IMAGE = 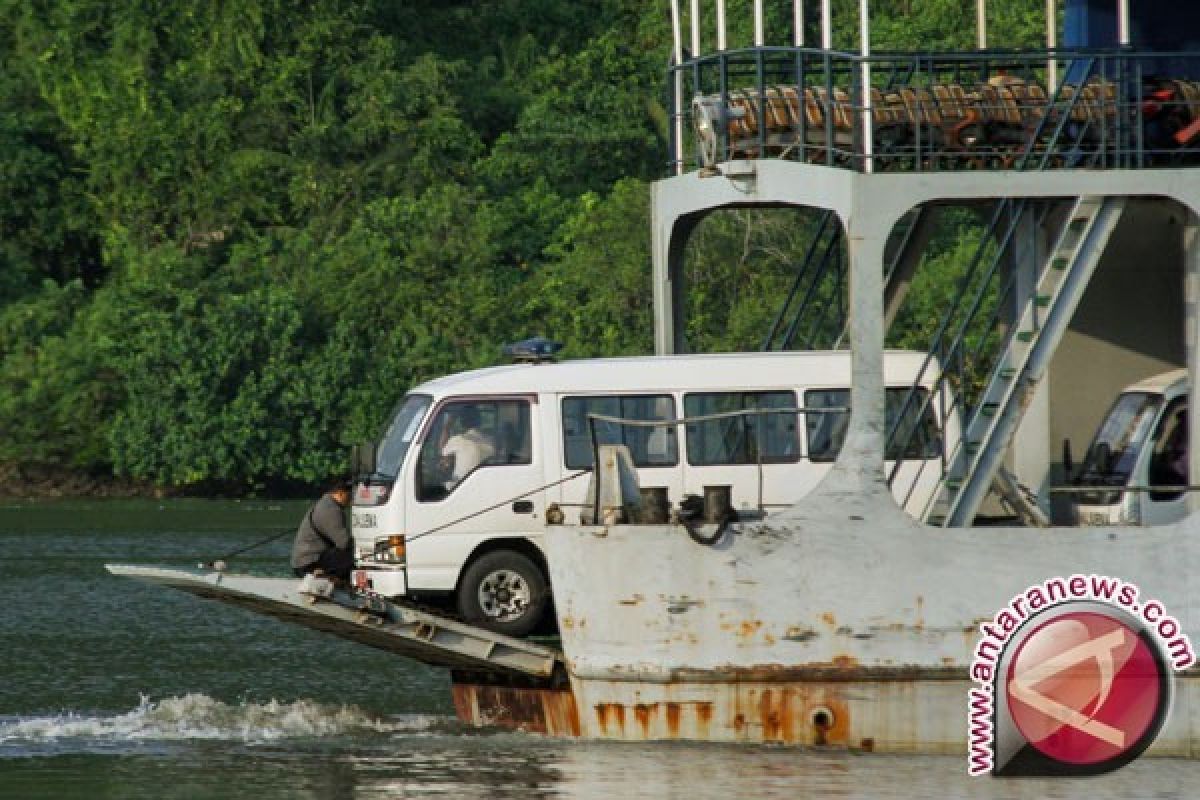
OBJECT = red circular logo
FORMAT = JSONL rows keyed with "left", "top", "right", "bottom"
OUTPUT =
{"left": 1005, "top": 611, "right": 1165, "bottom": 766}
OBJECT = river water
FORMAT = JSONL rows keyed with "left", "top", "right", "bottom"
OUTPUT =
{"left": 1, "top": 498, "right": 1197, "bottom": 799}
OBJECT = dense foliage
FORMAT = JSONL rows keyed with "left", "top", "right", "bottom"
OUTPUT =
{"left": 0, "top": 0, "right": 1047, "bottom": 492}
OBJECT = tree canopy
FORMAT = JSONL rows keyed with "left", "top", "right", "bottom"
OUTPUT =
{"left": 0, "top": 0, "right": 1049, "bottom": 493}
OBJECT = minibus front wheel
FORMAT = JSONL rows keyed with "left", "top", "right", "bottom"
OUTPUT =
{"left": 457, "top": 549, "right": 547, "bottom": 637}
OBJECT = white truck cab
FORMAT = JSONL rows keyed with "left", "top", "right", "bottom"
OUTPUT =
{"left": 1069, "top": 368, "right": 1190, "bottom": 526}
{"left": 349, "top": 350, "right": 958, "bottom": 636}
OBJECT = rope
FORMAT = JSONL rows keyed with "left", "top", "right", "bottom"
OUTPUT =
{"left": 357, "top": 470, "right": 592, "bottom": 563}
{"left": 198, "top": 527, "right": 294, "bottom": 569}
{"left": 198, "top": 471, "right": 591, "bottom": 570}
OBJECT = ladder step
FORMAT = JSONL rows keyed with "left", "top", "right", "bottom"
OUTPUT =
{"left": 1016, "top": 330, "right": 1035, "bottom": 343}
{"left": 1069, "top": 216, "right": 1090, "bottom": 231}
{"left": 965, "top": 441, "right": 981, "bottom": 455}
{"left": 1034, "top": 294, "right": 1051, "bottom": 308}
{"left": 944, "top": 478, "right": 962, "bottom": 491}
{"left": 998, "top": 367, "right": 1016, "bottom": 380}
{"left": 980, "top": 402, "right": 999, "bottom": 417}
{"left": 1051, "top": 256, "right": 1069, "bottom": 270}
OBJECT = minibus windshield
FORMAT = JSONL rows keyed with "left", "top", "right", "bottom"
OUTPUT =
{"left": 1078, "top": 391, "right": 1162, "bottom": 487}
{"left": 376, "top": 394, "right": 431, "bottom": 478}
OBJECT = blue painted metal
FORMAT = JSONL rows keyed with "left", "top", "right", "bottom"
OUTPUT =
{"left": 1065, "top": 0, "right": 1200, "bottom": 77}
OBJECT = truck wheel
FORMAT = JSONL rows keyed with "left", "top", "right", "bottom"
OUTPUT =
{"left": 457, "top": 550, "right": 547, "bottom": 637}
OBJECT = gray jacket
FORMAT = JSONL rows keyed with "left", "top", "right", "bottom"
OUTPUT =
{"left": 290, "top": 493, "right": 352, "bottom": 569}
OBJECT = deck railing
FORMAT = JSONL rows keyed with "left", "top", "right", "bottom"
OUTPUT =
{"left": 672, "top": 47, "right": 1200, "bottom": 174}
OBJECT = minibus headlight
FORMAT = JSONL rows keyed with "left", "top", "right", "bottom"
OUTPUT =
{"left": 373, "top": 534, "right": 406, "bottom": 564}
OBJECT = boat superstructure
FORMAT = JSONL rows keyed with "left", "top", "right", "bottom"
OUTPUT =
{"left": 537, "top": 0, "right": 1200, "bottom": 752}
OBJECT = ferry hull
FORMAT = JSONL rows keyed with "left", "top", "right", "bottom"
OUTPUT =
{"left": 542, "top": 476, "right": 1200, "bottom": 754}
{"left": 453, "top": 671, "right": 1197, "bottom": 754}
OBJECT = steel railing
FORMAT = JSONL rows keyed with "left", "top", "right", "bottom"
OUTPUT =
{"left": 673, "top": 46, "right": 1200, "bottom": 175}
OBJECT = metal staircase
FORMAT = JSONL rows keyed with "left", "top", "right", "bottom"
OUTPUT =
{"left": 768, "top": 192, "right": 1126, "bottom": 527}
{"left": 928, "top": 195, "right": 1128, "bottom": 526}
{"left": 762, "top": 210, "right": 845, "bottom": 351}
{"left": 764, "top": 206, "right": 932, "bottom": 351}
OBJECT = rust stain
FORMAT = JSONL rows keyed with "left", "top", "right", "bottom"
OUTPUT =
{"left": 633, "top": 703, "right": 655, "bottom": 736}
{"left": 739, "top": 620, "right": 763, "bottom": 638}
{"left": 557, "top": 688, "right": 582, "bottom": 736}
{"left": 665, "top": 702, "right": 682, "bottom": 736}
{"left": 619, "top": 593, "right": 645, "bottom": 606}
{"left": 859, "top": 737, "right": 876, "bottom": 752}
{"left": 595, "top": 702, "right": 627, "bottom": 734}
{"left": 668, "top": 662, "right": 964, "bottom": 683}
{"left": 696, "top": 702, "right": 714, "bottom": 727}
{"left": 780, "top": 689, "right": 797, "bottom": 743}
{"left": 450, "top": 684, "right": 475, "bottom": 723}
{"left": 821, "top": 697, "right": 851, "bottom": 745}
{"left": 820, "top": 612, "right": 837, "bottom": 626}
{"left": 453, "top": 683, "right": 580, "bottom": 737}
{"left": 760, "top": 689, "right": 782, "bottom": 741}
{"left": 733, "top": 712, "right": 746, "bottom": 732}
{"left": 561, "top": 616, "right": 575, "bottom": 630}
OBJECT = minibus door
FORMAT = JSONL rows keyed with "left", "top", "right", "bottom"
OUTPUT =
{"left": 1141, "top": 395, "right": 1189, "bottom": 526}
{"left": 404, "top": 396, "right": 546, "bottom": 588}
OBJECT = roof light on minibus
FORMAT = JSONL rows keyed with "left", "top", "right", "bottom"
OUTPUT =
{"left": 502, "top": 336, "right": 562, "bottom": 364}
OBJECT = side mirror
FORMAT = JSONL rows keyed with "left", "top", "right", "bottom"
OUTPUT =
{"left": 1095, "top": 441, "right": 1113, "bottom": 474}
{"left": 1062, "top": 438, "right": 1074, "bottom": 479}
{"left": 351, "top": 442, "right": 377, "bottom": 478}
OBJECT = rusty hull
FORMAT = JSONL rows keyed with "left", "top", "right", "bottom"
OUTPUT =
{"left": 451, "top": 680, "right": 581, "bottom": 737}
{"left": 540, "top": 479, "right": 1200, "bottom": 754}
{"left": 450, "top": 667, "right": 1199, "bottom": 754}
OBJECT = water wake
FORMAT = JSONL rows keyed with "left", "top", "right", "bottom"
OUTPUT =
{"left": 0, "top": 693, "right": 444, "bottom": 746}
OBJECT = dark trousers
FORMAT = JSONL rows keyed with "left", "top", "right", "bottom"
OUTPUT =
{"left": 294, "top": 547, "right": 355, "bottom": 580}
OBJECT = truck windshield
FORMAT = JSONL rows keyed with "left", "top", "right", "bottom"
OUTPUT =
{"left": 376, "top": 394, "right": 431, "bottom": 478}
{"left": 1078, "top": 391, "right": 1162, "bottom": 488}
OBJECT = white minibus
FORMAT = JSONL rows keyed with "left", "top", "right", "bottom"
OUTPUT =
{"left": 1068, "top": 368, "right": 1190, "bottom": 526}
{"left": 349, "top": 350, "right": 957, "bottom": 635}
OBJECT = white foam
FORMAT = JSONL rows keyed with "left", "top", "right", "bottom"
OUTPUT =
{"left": 0, "top": 694, "right": 444, "bottom": 744}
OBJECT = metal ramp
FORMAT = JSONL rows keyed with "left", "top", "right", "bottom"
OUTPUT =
{"left": 105, "top": 564, "right": 563, "bottom": 678}
{"left": 930, "top": 195, "right": 1128, "bottom": 526}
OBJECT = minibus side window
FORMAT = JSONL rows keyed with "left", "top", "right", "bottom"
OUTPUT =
{"left": 416, "top": 399, "right": 531, "bottom": 502}
{"left": 885, "top": 388, "right": 942, "bottom": 459}
{"left": 562, "top": 395, "right": 677, "bottom": 469}
{"left": 683, "top": 391, "right": 798, "bottom": 465}
{"left": 805, "top": 388, "right": 941, "bottom": 462}
{"left": 805, "top": 389, "right": 850, "bottom": 462}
